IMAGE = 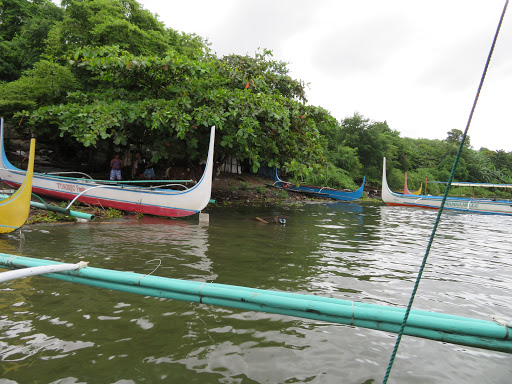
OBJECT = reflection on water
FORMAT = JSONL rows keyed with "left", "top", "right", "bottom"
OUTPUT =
{"left": 1, "top": 203, "right": 512, "bottom": 383}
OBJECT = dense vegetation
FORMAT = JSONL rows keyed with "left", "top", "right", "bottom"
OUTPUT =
{"left": 1, "top": 0, "right": 512, "bottom": 196}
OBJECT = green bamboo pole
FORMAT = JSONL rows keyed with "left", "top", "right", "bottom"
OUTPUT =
{"left": 0, "top": 253, "right": 501, "bottom": 328}
{"left": 0, "top": 253, "right": 504, "bottom": 330}
{"left": 72, "top": 267, "right": 499, "bottom": 332}
{"left": 1, "top": 253, "right": 510, "bottom": 353}
{"left": 35, "top": 271, "right": 512, "bottom": 354}
{"left": 0, "top": 193, "right": 94, "bottom": 221}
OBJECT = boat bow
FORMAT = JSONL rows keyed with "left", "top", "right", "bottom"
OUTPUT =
{"left": 0, "top": 118, "right": 35, "bottom": 233}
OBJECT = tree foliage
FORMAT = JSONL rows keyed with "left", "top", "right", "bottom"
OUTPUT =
{"left": 15, "top": 45, "right": 331, "bottom": 175}
{"left": 318, "top": 113, "right": 400, "bottom": 181}
{"left": 0, "top": 60, "right": 78, "bottom": 118}
{"left": 445, "top": 128, "right": 470, "bottom": 148}
{"left": 0, "top": 0, "right": 64, "bottom": 81}
{"left": 45, "top": 0, "right": 169, "bottom": 58}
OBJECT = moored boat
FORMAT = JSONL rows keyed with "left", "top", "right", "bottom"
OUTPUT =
{"left": 0, "top": 128, "right": 35, "bottom": 233}
{"left": 381, "top": 157, "right": 512, "bottom": 215}
{"left": 0, "top": 118, "right": 215, "bottom": 217}
{"left": 274, "top": 171, "right": 366, "bottom": 201}
{"left": 403, "top": 173, "right": 423, "bottom": 195}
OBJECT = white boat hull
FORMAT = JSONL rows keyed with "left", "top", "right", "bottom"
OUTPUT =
{"left": 0, "top": 121, "right": 214, "bottom": 217}
{"left": 381, "top": 157, "right": 512, "bottom": 215}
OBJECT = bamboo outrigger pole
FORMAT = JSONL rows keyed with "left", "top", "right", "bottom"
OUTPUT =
{"left": 0, "top": 193, "right": 95, "bottom": 221}
{"left": 1, "top": 253, "right": 511, "bottom": 354}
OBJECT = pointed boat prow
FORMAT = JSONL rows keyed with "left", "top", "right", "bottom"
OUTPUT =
{"left": 0, "top": 118, "right": 36, "bottom": 233}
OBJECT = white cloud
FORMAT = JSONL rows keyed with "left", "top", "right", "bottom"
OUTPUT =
{"left": 311, "top": 16, "right": 413, "bottom": 76}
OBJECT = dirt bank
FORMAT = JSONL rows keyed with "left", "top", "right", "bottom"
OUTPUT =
{"left": 209, "top": 173, "right": 309, "bottom": 207}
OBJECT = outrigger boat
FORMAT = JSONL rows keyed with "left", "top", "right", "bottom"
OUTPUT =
{"left": 403, "top": 173, "right": 423, "bottom": 195}
{"left": 0, "top": 135, "right": 35, "bottom": 233}
{"left": 274, "top": 171, "right": 366, "bottom": 201}
{"left": 382, "top": 157, "right": 512, "bottom": 215}
{"left": 0, "top": 118, "right": 215, "bottom": 217}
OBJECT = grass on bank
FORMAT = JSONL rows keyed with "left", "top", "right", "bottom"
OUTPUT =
{"left": 27, "top": 201, "right": 124, "bottom": 224}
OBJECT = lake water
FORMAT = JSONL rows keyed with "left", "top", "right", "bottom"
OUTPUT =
{"left": 1, "top": 202, "right": 511, "bottom": 383}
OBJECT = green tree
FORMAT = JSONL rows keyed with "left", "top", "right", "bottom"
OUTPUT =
{"left": 0, "top": 60, "right": 78, "bottom": 118}
{"left": 445, "top": 128, "right": 471, "bottom": 149}
{"left": 0, "top": 0, "right": 33, "bottom": 41}
{"left": 45, "top": 0, "right": 169, "bottom": 58}
{"left": 438, "top": 155, "right": 469, "bottom": 181}
{"left": 339, "top": 113, "right": 400, "bottom": 182}
{"left": 465, "top": 150, "right": 499, "bottom": 183}
{"left": 401, "top": 137, "right": 449, "bottom": 170}
{"left": 316, "top": 119, "right": 362, "bottom": 178}
{"left": 220, "top": 49, "right": 307, "bottom": 102}
{"left": 167, "top": 29, "right": 211, "bottom": 60}
{"left": 16, "top": 46, "right": 330, "bottom": 177}
{"left": 484, "top": 149, "right": 512, "bottom": 183}
{"left": 0, "top": 0, "right": 63, "bottom": 81}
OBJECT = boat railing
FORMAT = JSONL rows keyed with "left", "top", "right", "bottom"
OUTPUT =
{"left": 65, "top": 185, "right": 111, "bottom": 209}
{"left": 40, "top": 172, "right": 195, "bottom": 187}
{"left": 147, "top": 183, "right": 190, "bottom": 190}
{"left": 44, "top": 171, "right": 95, "bottom": 179}
{"left": 64, "top": 182, "right": 194, "bottom": 210}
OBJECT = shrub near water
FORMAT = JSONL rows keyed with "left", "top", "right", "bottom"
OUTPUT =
{"left": 27, "top": 212, "right": 74, "bottom": 224}
{"left": 301, "top": 165, "right": 359, "bottom": 190}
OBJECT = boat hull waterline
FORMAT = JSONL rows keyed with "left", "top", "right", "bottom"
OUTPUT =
{"left": 381, "top": 157, "right": 512, "bottom": 215}
{"left": 0, "top": 121, "right": 215, "bottom": 217}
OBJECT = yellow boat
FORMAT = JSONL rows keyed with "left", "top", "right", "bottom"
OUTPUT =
{"left": 0, "top": 132, "right": 36, "bottom": 234}
{"left": 404, "top": 172, "right": 423, "bottom": 195}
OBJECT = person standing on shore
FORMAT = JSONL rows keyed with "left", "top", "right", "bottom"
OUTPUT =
{"left": 132, "top": 152, "right": 143, "bottom": 179}
{"left": 110, "top": 153, "right": 123, "bottom": 181}
{"left": 144, "top": 159, "right": 155, "bottom": 180}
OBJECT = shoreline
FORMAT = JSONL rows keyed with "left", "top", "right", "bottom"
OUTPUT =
{"left": 1, "top": 173, "right": 376, "bottom": 225}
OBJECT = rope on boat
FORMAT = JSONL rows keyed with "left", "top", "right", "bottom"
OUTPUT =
{"left": 382, "top": 1, "right": 510, "bottom": 382}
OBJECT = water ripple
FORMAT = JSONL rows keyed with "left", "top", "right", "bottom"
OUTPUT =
{"left": 1, "top": 204, "right": 511, "bottom": 383}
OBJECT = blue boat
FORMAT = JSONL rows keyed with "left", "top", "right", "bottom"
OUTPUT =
{"left": 274, "top": 171, "right": 366, "bottom": 201}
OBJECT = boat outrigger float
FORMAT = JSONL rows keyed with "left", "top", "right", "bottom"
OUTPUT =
{"left": 1, "top": 253, "right": 511, "bottom": 354}
{"left": 0, "top": 118, "right": 215, "bottom": 217}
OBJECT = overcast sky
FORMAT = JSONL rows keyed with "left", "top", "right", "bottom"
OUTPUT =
{"left": 137, "top": 0, "right": 512, "bottom": 152}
